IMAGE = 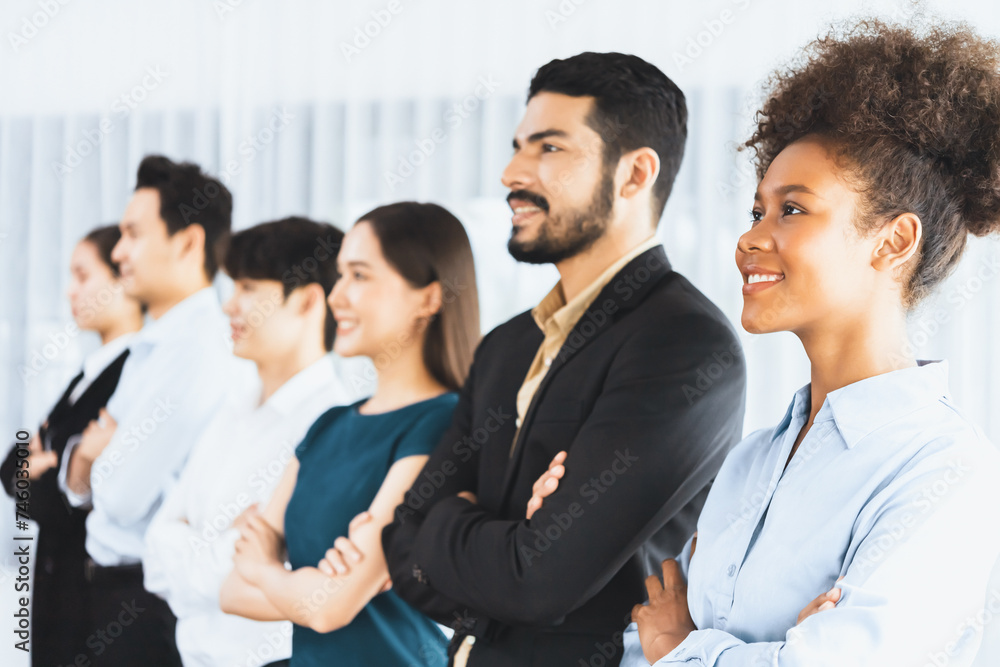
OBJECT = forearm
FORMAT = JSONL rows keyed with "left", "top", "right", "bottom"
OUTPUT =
{"left": 66, "top": 447, "right": 95, "bottom": 497}
{"left": 253, "top": 563, "right": 358, "bottom": 633}
{"left": 219, "top": 568, "right": 287, "bottom": 622}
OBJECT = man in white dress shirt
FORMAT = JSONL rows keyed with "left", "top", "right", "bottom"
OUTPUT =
{"left": 63, "top": 155, "right": 250, "bottom": 666}
{"left": 143, "top": 218, "right": 373, "bottom": 667}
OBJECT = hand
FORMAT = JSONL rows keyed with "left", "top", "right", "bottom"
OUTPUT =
{"left": 78, "top": 409, "right": 117, "bottom": 462}
{"left": 233, "top": 508, "right": 283, "bottom": 583}
{"left": 25, "top": 432, "right": 58, "bottom": 478}
{"left": 632, "top": 559, "right": 697, "bottom": 664}
{"left": 231, "top": 503, "right": 260, "bottom": 532}
{"left": 526, "top": 451, "right": 567, "bottom": 520}
{"left": 316, "top": 511, "right": 393, "bottom": 593}
{"left": 457, "top": 491, "right": 477, "bottom": 504}
{"left": 796, "top": 577, "right": 844, "bottom": 625}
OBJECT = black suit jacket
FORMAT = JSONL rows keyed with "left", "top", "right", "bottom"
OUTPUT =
{"left": 382, "top": 247, "right": 747, "bottom": 666}
{"left": 2, "top": 349, "right": 130, "bottom": 564}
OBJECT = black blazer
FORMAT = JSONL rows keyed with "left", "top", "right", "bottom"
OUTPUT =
{"left": 383, "top": 247, "right": 747, "bottom": 666}
{"left": 2, "top": 349, "right": 130, "bottom": 562}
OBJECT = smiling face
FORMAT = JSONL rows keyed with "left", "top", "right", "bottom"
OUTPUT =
{"left": 736, "top": 136, "right": 877, "bottom": 336}
{"left": 327, "top": 222, "right": 433, "bottom": 361}
{"left": 501, "top": 92, "right": 615, "bottom": 264}
{"left": 222, "top": 277, "right": 299, "bottom": 362}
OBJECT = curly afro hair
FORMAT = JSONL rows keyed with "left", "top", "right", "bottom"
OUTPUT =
{"left": 743, "top": 18, "right": 1000, "bottom": 306}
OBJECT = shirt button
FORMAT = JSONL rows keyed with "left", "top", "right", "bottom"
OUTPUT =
{"left": 412, "top": 565, "right": 428, "bottom": 585}
{"left": 544, "top": 357, "right": 552, "bottom": 368}
{"left": 515, "top": 417, "right": 523, "bottom": 428}
{"left": 727, "top": 564, "right": 736, "bottom": 577}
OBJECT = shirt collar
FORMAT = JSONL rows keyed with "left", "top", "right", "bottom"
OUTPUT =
{"left": 825, "top": 360, "right": 950, "bottom": 448}
{"left": 135, "top": 288, "right": 222, "bottom": 347}
{"left": 774, "top": 360, "right": 950, "bottom": 449}
{"left": 531, "top": 236, "right": 661, "bottom": 334}
{"left": 81, "top": 332, "right": 134, "bottom": 381}
{"left": 264, "top": 355, "right": 338, "bottom": 416}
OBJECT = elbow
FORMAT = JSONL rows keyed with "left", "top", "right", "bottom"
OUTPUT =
{"left": 218, "top": 578, "right": 240, "bottom": 615}
{"left": 307, "top": 608, "right": 354, "bottom": 634}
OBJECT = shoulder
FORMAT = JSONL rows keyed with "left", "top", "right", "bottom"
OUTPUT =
{"left": 294, "top": 403, "right": 357, "bottom": 458}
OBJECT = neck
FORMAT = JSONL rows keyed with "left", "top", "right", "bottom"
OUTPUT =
{"left": 256, "top": 343, "right": 327, "bottom": 405}
{"left": 798, "top": 307, "right": 914, "bottom": 426}
{"left": 146, "top": 279, "right": 211, "bottom": 320}
{"left": 555, "top": 222, "right": 654, "bottom": 302}
{"left": 97, "top": 314, "right": 143, "bottom": 346}
{"left": 363, "top": 335, "right": 447, "bottom": 414}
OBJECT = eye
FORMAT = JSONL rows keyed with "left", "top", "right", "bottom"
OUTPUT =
{"left": 541, "top": 143, "right": 560, "bottom": 153}
{"left": 749, "top": 209, "right": 763, "bottom": 226}
{"left": 352, "top": 271, "right": 366, "bottom": 281}
{"left": 782, "top": 203, "right": 804, "bottom": 216}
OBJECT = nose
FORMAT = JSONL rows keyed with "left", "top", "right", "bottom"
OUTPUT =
{"left": 501, "top": 148, "right": 535, "bottom": 192}
{"left": 221, "top": 291, "right": 237, "bottom": 317}
{"left": 736, "top": 218, "right": 774, "bottom": 256}
{"left": 111, "top": 236, "right": 126, "bottom": 263}
{"left": 328, "top": 275, "right": 346, "bottom": 312}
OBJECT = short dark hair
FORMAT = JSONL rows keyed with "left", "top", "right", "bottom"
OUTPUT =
{"left": 358, "top": 202, "right": 480, "bottom": 391}
{"left": 744, "top": 19, "right": 1000, "bottom": 306}
{"left": 134, "top": 155, "right": 233, "bottom": 279}
{"left": 83, "top": 224, "right": 124, "bottom": 277}
{"left": 527, "top": 52, "right": 687, "bottom": 223}
{"left": 223, "top": 217, "right": 344, "bottom": 351}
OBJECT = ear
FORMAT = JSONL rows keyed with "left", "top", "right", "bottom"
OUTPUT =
{"left": 617, "top": 147, "right": 660, "bottom": 202}
{"left": 175, "top": 223, "right": 207, "bottom": 267}
{"left": 420, "top": 281, "right": 444, "bottom": 319}
{"left": 871, "top": 213, "right": 921, "bottom": 273}
{"left": 295, "top": 282, "right": 327, "bottom": 317}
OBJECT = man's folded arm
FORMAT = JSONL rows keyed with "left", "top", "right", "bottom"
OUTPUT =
{"left": 410, "top": 314, "right": 746, "bottom": 626}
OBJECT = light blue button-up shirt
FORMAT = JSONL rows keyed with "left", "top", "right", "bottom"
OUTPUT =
{"left": 623, "top": 361, "right": 1000, "bottom": 666}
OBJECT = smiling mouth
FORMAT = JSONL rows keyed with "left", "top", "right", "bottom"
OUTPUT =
{"left": 742, "top": 272, "right": 785, "bottom": 295}
{"left": 511, "top": 205, "right": 544, "bottom": 225}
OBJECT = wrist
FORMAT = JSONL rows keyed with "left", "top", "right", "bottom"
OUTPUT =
{"left": 646, "top": 632, "right": 687, "bottom": 663}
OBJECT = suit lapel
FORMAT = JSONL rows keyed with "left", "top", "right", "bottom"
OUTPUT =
{"left": 499, "top": 247, "right": 673, "bottom": 501}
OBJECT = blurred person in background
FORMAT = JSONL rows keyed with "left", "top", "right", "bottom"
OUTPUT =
{"left": 1, "top": 224, "right": 142, "bottom": 667}
{"left": 220, "top": 202, "right": 480, "bottom": 667}
{"left": 62, "top": 155, "right": 250, "bottom": 665}
{"left": 143, "top": 217, "right": 371, "bottom": 667}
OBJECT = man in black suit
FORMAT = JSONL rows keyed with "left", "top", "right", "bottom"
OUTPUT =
{"left": 375, "top": 52, "right": 747, "bottom": 666}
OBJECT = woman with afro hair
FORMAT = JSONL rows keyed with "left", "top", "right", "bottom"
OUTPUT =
{"left": 528, "top": 17, "right": 1000, "bottom": 666}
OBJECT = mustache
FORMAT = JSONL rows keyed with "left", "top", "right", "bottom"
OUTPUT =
{"left": 507, "top": 190, "right": 549, "bottom": 213}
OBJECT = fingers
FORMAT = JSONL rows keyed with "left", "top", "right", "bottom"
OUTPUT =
{"left": 334, "top": 536, "right": 363, "bottom": 564}
{"left": 660, "top": 558, "right": 685, "bottom": 589}
{"left": 525, "top": 495, "right": 542, "bottom": 520}
{"left": 796, "top": 583, "right": 843, "bottom": 624}
{"left": 548, "top": 451, "right": 567, "bottom": 470}
{"left": 319, "top": 547, "right": 350, "bottom": 576}
{"left": 644, "top": 573, "right": 664, "bottom": 600}
{"left": 631, "top": 602, "right": 645, "bottom": 623}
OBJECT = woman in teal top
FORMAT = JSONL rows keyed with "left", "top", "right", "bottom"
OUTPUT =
{"left": 221, "top": 202, "right": 481, "bottom": 667}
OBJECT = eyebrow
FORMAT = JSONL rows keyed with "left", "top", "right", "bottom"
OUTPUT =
{"left": 753, "top": 184, "right": 821, "bottom": 201}
{"left": 340, "top": 260, "right": 371, "bottom": 269}
{"left": 512, "top": 129, "right": 570, "bottom": 150}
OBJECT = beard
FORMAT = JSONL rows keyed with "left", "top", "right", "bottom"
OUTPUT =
{"left": 507, "top": 166, "right": 615, "bottom": 265}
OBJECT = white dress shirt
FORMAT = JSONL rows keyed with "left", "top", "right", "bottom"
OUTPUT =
{"left": 64, "top": 287, "right": 255, "bottom": 565}
{"left": 143, "top": 354, "right": 368, "bottom": 667}
{"left": 68, "top": 331, "right": 135, "bottom": 404}
{"left": 621, "top": 361, "right": 1000, "bottom": 666}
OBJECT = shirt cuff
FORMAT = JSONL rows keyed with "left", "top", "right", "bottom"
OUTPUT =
{"left": 58, "top": 435, "right": 91, "bottom": 508}
{"left": 621, "top": 623, "right": 749, "bottom": 666}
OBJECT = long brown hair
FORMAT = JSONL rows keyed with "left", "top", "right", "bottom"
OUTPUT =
{"left": 358, "top": 202, "right": 480, "bottom": 391}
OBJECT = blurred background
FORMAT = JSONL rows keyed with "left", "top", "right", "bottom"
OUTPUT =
{"left": 1, "top": 0, "right": 998, "bottom": 664}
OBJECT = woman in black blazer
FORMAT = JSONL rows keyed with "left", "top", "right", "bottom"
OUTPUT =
{"left": 2, "top": 224, "right": 143, "bottom": 667}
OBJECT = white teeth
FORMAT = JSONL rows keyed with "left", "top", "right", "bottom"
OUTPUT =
{"left": 748, "top": 274, "right": 783, "bottom": 284}
{"left": 513, "top": 206, "right": 542, "bottom": 214}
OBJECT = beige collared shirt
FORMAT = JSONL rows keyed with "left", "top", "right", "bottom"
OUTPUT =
{"left": 511, "top": 235, "right": 661, "bottom": 453}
